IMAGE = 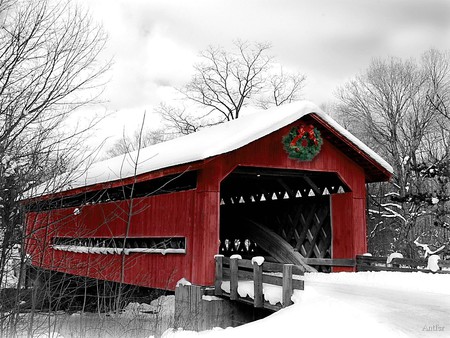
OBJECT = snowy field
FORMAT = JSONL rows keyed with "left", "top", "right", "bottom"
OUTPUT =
{"left": 7, "top": 296, "right": 175, "bottom": 338}
{"left": 163, "top": 272, "right": 450, "bottom": 338}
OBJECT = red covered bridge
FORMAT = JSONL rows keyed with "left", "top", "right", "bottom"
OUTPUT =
{"left": 25, "top": 101, "right": 392, "bottom": 291}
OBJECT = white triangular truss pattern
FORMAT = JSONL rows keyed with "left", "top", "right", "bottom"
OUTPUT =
{"left": 221, "top": 186, "right": 347, "bottom": 205}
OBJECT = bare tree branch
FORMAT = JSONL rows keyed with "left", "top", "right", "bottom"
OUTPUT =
{"left": 0, "top": 0, "right": 110, "bottom": 330}
{"left": 256, "top": 67, "right": 306, "bottom": 109}
{"left": 336, "top": 49, "right": 450, "bottom": 255}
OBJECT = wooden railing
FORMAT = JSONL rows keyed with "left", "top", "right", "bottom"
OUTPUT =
{"left": 356, "top": 255, "right": 450, "bottom": 274}
{"left": 214, "top": 254, "right": 450, "bottom": 313}
{"left": 214, "top": 256, "right": 304, "bottom": 311}
{"left": 298, "top": 256, "right": 450, "bottom": 274}
{"left": 303, "top": 258, "right": 355, "bottom": 269}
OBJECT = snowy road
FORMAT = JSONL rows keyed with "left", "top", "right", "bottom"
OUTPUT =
{"left": 304, "top": 277, "right": 450, "bottom": 337}
{"left": 300, "top": 272, "right": 450, "bottom": 337}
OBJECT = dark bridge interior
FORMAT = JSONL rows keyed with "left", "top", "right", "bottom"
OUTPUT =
{"left": 219, "top": 167, "right": 350, "bottom": 266}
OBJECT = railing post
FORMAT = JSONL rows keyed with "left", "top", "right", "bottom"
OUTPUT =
{"left": 230, "top": 256, "right": 239, "bottom": 300}
{"left": 215, "top": 255, "right": 223, "bottom": 296}
{"left": 253, "top": 261, "right": 263, "bottom": 308}
{"left": 392, "top": 258, "right": 400, "bottom": 269}
{"left": 282, "top": 264, "right": 293, "bottom": 308}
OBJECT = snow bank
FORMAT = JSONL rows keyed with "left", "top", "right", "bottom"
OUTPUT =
{"left": 121, "top": 295, "right": 175, "bottom": 320}
{"left": 123, "top": 302, "right": 157, "bottom": 317}
{"left": 302, "top": 271, "right": 450, "bottom": 295}
{"left": 150, "top": 295, "right": 175, "bottom": 317}
{"left": 427, "top": 255, "right": 441, "bottom": 273}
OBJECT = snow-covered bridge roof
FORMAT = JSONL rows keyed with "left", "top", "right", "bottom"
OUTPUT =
{"left": 30, "top": 101, "right": 393, "bottom": 198}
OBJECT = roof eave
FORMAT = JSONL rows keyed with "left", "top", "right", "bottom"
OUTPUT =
{"left": 308, "top": 114, "right": 392, "bottom": 183}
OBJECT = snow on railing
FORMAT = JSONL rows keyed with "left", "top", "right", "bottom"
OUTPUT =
{"left": 214, "top": 255, "right": 304, "bottom": 310}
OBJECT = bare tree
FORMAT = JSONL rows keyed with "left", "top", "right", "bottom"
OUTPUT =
{"left": 106, "top": 126, "right": 170, "bottom": 158}
{"left": 425, "top": 50, "right": 450, "bottom": 122}
{"left": 256, "top": 68, "right": 306, "bottom": 109}
{"left": 158, "top": 103, "right": 224, "bottom": 136}
{"left": 182, "top": 41, "right": 272, "bottom": 121}
{"left": 159, "top": 104, "right": 202, "bottom": 135}
{"left": 0, "top": 0, "right": 109, "bottom": 335}
{"left": 336, "top": 49, "right": 450, "bottom": 256}
{"left": 158, "top": 41, "right": 306, "bottom": 136}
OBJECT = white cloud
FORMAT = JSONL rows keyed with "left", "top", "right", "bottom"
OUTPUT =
{"left": 74, "top": 0, "right": 450, "bottom": 145}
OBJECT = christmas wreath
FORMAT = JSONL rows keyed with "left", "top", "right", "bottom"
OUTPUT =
{"left": 283, "top": 124, "right": 323, "bottom": 161}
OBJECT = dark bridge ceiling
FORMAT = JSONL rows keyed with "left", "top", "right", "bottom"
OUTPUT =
{"left": 220, "top": 166, "right": 350, "bottom": 205}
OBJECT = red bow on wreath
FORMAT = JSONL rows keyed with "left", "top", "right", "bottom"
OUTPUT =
{"left": 290, "top": 124, "right": 318, "bottom": 147}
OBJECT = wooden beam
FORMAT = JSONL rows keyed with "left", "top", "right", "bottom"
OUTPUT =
{"left": 302, "top": 176, "right": 321, "bottom": 196}
{"left": 253, "top": 262, "right": 263, "bottom": 308}
{"left": 277, "top": 178, "right": 295, "bottom": 198}
{"left": 303, "top": 258, "right": 355, "bottom": 267}
{"left": 243, "top": 219, "right": 316, "bottom": 272}
{"left": 295, "top": 204, "right": 319, "bottom": 252}
{"left": 306, "top": 208, "right": 330, "bottom": 258}
{"left": 282, "top": 264, "right": 293, "bottom": 308}
{"left": 215, "top": 255, "right": 223, "bottom": 296}
{"left": 230, "top": 257, "right": 239, "bottom": 300}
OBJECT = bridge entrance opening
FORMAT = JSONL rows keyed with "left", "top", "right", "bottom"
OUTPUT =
{"left": 219, "top": 167, "right": 350, "bottom": 268}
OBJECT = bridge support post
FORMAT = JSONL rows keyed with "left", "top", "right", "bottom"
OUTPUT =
{"left": 175, "top": 284, "right": 264, "bottom": 332}
{"left": 175, "top": 284, "right": 203, "bottom": 331}
{"left": 230, "top": 257, "right": 239, "bottom": 300}
{"left": 253, "top": 262, "right": 263, "bottom": 308}
{"left": 215, "top": 255, "right": 223, "bottom": 296}
{"left": 282, "top": 264, "right": 293, "bottom": 307}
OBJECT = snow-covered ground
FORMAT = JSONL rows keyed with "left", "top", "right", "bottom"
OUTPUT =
{"left": 163, "top": 272, "right": 450, "bottom": 338}
{"left": 13, "top": 296, "right": 175, "bottom": 338}
{"left": 4, "top": 270, "right": 449, "bottom": 337}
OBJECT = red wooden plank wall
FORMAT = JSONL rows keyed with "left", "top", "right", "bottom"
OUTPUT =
{"left": 27, "top": 190, "right": 196, "bottom": 290}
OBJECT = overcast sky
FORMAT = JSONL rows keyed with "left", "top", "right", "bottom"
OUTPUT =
{"left": 76, "top": 0, "right": 450, "bottom": 145}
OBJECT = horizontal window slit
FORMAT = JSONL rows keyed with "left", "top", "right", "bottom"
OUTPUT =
{"left": 50, "top": 237, "right": 186, "bottom": 255}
